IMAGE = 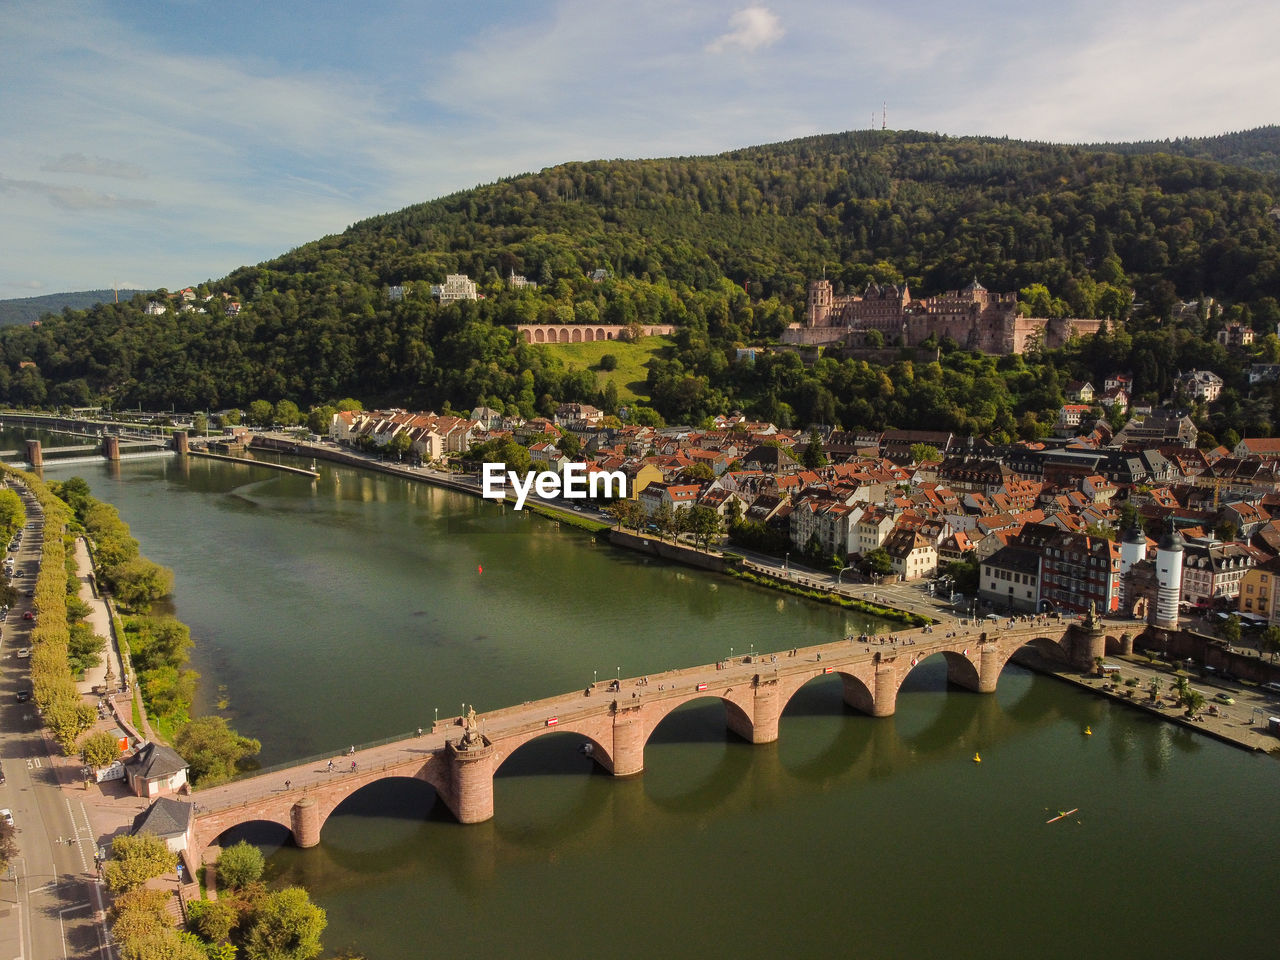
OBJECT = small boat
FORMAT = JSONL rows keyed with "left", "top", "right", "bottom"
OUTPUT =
{"left": 972, "top": 752, "right": 981, "bottom": 763}
{"left": 1046, "top": 808, "right": 1079, "bottom": 824}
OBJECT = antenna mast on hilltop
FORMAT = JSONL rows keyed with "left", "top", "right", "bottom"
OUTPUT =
{"left": 882, "top": 102, "right": 887, "bottom": 130}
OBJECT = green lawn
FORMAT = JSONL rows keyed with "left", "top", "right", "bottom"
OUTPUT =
{"left": 541, "top": 335, "right": 672, "bottom": 404}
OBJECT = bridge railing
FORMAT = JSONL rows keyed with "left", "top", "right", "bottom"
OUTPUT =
{"left": 194, "top": 728, "right": 423, "bottom": 791}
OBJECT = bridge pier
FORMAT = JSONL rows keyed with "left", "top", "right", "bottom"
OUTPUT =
{"left": 25, "top": 439, "right": 41, "bottom": 469}
{"left": 1067, "top": 620, "right": 1106, "bottom": 672}
{"left": 445, "top": 737, "right": 496, "bottom": 824}
{"left": 291, "top": 797, "right": 321, "bottom": 848}
{"left": 974, "top": 642, "right": 1001, "bottom": 693}
{"left": 102, "top": 435, "right": 120, "bottom": 461}
{"left": 173, "top": 430, "right": 190, "bottom": 454}
{"left": 611, "top": 706, "right": 646, "bottom": 776}
{"left": 744, "top": 677, "right": 781, "bottom": 743}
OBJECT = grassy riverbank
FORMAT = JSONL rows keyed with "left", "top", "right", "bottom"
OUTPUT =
{"left": 726, "top": 567, "right": 933, "bottom": 626}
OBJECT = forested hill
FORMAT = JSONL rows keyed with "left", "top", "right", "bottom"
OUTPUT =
{"left": 0, "top": 289, "right": 142, "bottom": 327}
{"left": 1077, "top": 126, "right": 1280, "bottom": 176}
{"left": 1, "top": 130, "right": 1279, "bottom": 443}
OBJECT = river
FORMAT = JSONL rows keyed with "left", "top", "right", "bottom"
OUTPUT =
{"left": 17, "top": 432, "right": 1279, "bottom": 960}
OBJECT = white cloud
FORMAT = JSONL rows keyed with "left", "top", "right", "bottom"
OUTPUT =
{"left": 0, "top": 175, "right": 155, "bottom": 211}
{"left": 706, "top": 6, "right": 784, "bottom": 54}
{"left": 40, "top": 153, "right": 148, "bottom": 180}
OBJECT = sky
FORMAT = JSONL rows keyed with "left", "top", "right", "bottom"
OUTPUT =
{"left": 1, "top": 0, "right": 1277, "bottom": 295}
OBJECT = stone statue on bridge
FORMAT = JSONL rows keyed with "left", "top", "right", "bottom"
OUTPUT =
{"left": 462, "top": 705, "right": 483, "bottom": 747}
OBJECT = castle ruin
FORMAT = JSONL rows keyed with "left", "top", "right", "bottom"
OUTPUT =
{"left": 785, "top": 278, "right": 1106, "bottom": 354}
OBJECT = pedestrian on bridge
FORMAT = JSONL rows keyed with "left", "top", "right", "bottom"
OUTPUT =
{"left": 327, "top": 760, "right": 334, "bottom": 773}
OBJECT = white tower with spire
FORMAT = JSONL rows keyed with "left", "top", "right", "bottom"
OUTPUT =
{"left": 1154, "top": 519, "right": 1184, "bottom": 628}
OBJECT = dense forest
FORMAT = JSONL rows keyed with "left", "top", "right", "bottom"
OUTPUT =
{"left": 1077, "top": 125, "right": 1280, "bottom": 176}
{"left": 0, "top": 289, "right": 142, "bottom": 327}
{"left": 1, "top": 129, "right": 1278, "bottom": 445}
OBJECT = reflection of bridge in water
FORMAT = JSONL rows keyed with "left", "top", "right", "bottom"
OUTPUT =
{"left": 190, "top": 617, "right": 1138, "bottom": 870}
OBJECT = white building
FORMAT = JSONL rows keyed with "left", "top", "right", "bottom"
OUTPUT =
{"left": 431, "top": 274, "right": 478, "bottom": 302}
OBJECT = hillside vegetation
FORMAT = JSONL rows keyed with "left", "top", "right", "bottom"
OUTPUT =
{"left": 540, "top": 335, "right": 671, "bottom": 404}
{"left": 0, "top": 290, "right": 142, "bottom": 327}
{"left": 0, "top": 129, "right": 1277, "bottom": 444}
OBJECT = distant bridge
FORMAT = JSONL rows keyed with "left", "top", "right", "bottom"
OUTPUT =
{"left": 186, "top": 616, "right": 1132, "bottom": 868}
{"left": 0, "top": 433, "right": 189, "bottom": 467}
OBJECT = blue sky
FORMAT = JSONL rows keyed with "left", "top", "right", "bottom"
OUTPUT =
{"left": 2, "top": 0, "right": 1276, "bottom": 295}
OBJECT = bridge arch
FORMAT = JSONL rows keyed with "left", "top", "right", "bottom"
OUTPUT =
{"left": 642, "top": 690, "right": 756, "bottom": 748}
{"left": 571, "top": 327, "right": 583, "bottom": 342}
{"left": 596, "top": 327, "right": 606, "bottom": 341}
{"left": 558, "top": 328, "right": 569, "bottom": 343}
{"left": 583, "top": 327, "right": 595, "bottom": 342}
{"left": 492, "top": 722, "right": 615, "bottom": 777}
{"left": 990, "top": 633, "right": 1071, "bottom": 678}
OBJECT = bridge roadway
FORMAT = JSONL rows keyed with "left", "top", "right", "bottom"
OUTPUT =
{"left": 186, "top": 615, "right": 1123, "bottom": 868}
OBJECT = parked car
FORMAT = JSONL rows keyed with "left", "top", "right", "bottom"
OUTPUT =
{"left": 0, "top": 808, "right": 13, "bottom": 827}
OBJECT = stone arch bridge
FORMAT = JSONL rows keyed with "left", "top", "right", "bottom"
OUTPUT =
{"left": 188, "top": 617, "right": 1125, "bottom": 868}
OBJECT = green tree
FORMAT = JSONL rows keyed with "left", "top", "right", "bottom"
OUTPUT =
{"left": 45, "top": 700, "right": 97, "bottom": 755}
{"left": 1261, "top": 625, "right": 1280, "bottom": 663}
{"left": 175, "top": 716, "right": 262, "bottom": 787}
{"left": 558, "top": 430, "right": 582, "bottom": 459}
{"left": 191, "top": 412, "right": 208, "bottom": 436}
{"left": 110, "top": 887, "right": 180, "bottom": 958}
{"left": 274, "top": 399, "right": 302, "bottom": 426}
{"left": 247, "top": 400, "right": 274, "bottom": 427}
{"left": 0, "top": 819, "right": 15, "bottom": 874}
{"left": 686, "top": 505, "right": 721, "bottom": 550}
{"left": 243, "top": 887, "right": 327, "bottom": 960}
{"left": 860, "top": 548, "right": 892, "bottom": 578}
{"left": 801, "top": 428, "right": 828, "bottom": 468}
{"left": 81, "top": 729, "right": 123, "bottom": 770}
{"left": 1180, "top": 688, "right": 1206, "bottom": 718}
{"left": 909, "top": 443, "right": 940, "bottom": 463}
{"left": 104, "top": 833, "right": 177, "bottom": 892}
{"left": 598, "top": 353, "right": 618, "bottom": 371}
{"left": 187, "top": 897, "right": 240, "bottom": 943}
{"left": 217, "top": 840, "right": 266, "bottom": 890}
{"left": 384, "top": 432, "right": 412, "bottom": 461}
{"left": 106, "top": 557, "right": 174, "bottom": 610}
{"left": 1219, "top": 614, "right": 1242, "bottom": 646}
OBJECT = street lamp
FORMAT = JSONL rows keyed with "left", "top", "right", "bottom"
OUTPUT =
{"left": 837, "top": 565, "right": 854, "bottom": 586}
{"left": 785, "top": 552, "right": 790, "bottom": 577}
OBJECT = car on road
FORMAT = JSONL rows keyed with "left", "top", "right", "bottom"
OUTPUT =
{"left": 16, "top": 646, "right": 29, "bottom": 658}
{"left": 22, "top": 611, "right": 34, "bottom": 620}
{"left": 15, "top": 690, "right": 30, "bottom": 702}
{"left": 1215, "top": 693, "right": 1235, "bottom": 705}
{"left": 12, "top": 570, "right": 23, "bottom": 578}
{"left": 0, "top": 760, "right": 5, "bottom": 784}
{"left": 0, "top": 808, "right": 13, "bottom": 827}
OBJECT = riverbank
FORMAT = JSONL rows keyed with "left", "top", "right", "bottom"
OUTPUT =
{"left": 1013, "top": 646, "right": 1280, "bottom": 754}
